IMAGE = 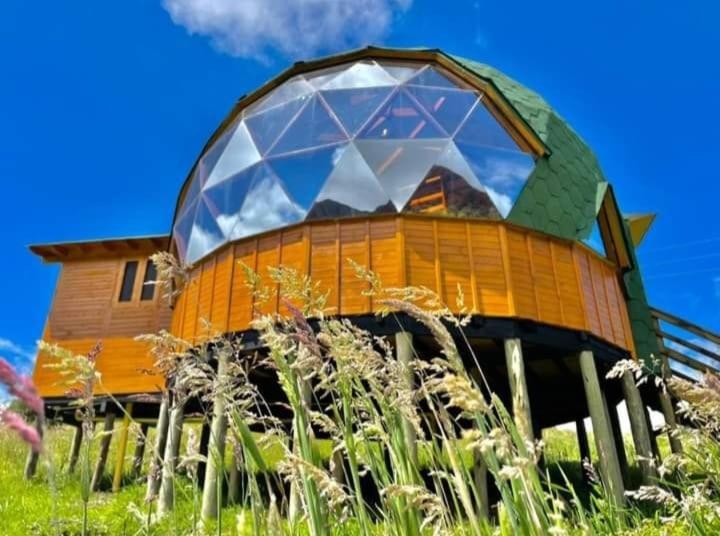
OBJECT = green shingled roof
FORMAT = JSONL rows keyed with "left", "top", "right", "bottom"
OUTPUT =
{"left": 446, "top": 52, "right": 658, "bottom": 363}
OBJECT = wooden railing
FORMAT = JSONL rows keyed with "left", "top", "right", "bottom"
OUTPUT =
{"left": 651, "top": 307, "right": 720, "bottom": 381}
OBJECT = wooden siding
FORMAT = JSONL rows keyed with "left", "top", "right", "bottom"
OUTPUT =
{"left": 33, "top": 254, "right": 171, "bottom": 397}
{"left": 171, "top": 216, "right": 635, "bottom": 354}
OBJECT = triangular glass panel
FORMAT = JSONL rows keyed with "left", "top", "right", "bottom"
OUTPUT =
{"left": 405, "top": 86, "right": 479, "bottom": 136}
{"left": 232, "top": 165, "right": 306, "bottom": 239}
{"left": 268, "top": 95, "right": 347, "bottom": 156}
{"left": 307, "top": 143, "right": 395, "bottom": 219}
{"left": 355, "top": 139, "right": 448, "bottom": 210}
{"left": 406, "top": 65, "right": 458, "bottom": 89}
{"left": 320, "top": 87, "right": 393, "bottom": 136}
{"left": 179, "top": 175, "right": 201, "bottom": 218}
{"left": 173, "top": 198, "right": 198, "bottom": 263}
{"left": 380, "top": 61, "right": 422, "bottom": 83}
{"left": 244, "top": 76, "right": 314, "bottom": 116}
{"left": 186, "top": 197, "right": 225, "bottom": 264}
{"left": 268, "top": 144, "right": 344, "bottom": 210}
{"left": 245, "top": 97, "right": 308, "bottom": 155}
{"left": 454, "top": 100, "right": 522, "bottom": 152}
{"left": 321, "top": 61, "right": 397, "bottom": 90}
{"left": 203, "top": 163, "right": 259, "bottom": 238}
{"left": 404, "top": 142, "right": 501, "bottom": 219}
{"left": 583, "top": 220, "right": 607, "bottom": 257}
{"left": 203, "top": 121, "right": 261, "bottom": 190}
{"left": 304, "top": 65, "right": 345, "bottom": 89}
{"left": 455, "top": 141, "right": 535, "bottom": 218}
{"left": 358, "top": 88, "right": 445, "bottom": 139}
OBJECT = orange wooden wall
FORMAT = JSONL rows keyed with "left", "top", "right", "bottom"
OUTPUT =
{"left": 171, "top": 216, "right": 635, "bottom": 354}
{"left": 33, "top": 255, "right": 171, "bottom": 397}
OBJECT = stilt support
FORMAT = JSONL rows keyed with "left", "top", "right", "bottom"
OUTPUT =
{"left": 658, "top": 355, "right": 683, "bottom": 454}
{"left": 158, "top": 401, "right": 185, "bottom": 515}
{"left": 621, "top": 371, "right": 658, "bottom": 483}
{"left": 607, "top": 401, "right": 629, "bottom": 484}
{"left": 579, "top": 350, "right": 625, "bottom": 506}
{"left": 112, "top": 403, "right": 133, "bottom": 492}
{"left": 576, "top": 419, "right": 590, "bottom": 464}
{"left": 91, "top": 411, "right": 116, "bottom": 491}
{"left": 504, "top": 338, "right": 534, "bottom": 443}
{"left": 147, "top": 397, "right": 170, "bottom": 500}
{"left": 23, "top": 417, "right": 43, "bottom": 479}
{"left": 68, "top": 425, "right": 83, "bottom": 474}
{"left": 131, "top": 423, "right": 149, "bottom": 480}
{"left": 397, "top": 331, "right": 418, "bottom": 465}
{"left": 472, "top": 449, "right": 489, "bottom": 520}
{"left": 202, "top": 349, "right": 230, "bottom": 520}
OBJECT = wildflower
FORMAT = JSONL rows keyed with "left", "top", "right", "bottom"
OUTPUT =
{"left": 431, "top": 373, "right": 489, "bottom": 415}
{"left": 605, "top": 358, "right": 644, "bottom": 382}
{"left": 0, "top": 358, "right": 44, "bottom": 416}
{"left": 0, "top": 409, "right": 42, "bottom": 452}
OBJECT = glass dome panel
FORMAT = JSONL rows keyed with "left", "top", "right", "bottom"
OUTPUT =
{"left": 173, "top": 59, "right": 537, "bottom": 263}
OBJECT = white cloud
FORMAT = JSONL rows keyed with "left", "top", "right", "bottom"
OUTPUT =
{"left": 0, "top": 337, "right": 36, "bottom": 376}
{"left": 162, "top": 0, "right": 412, "bottom": 61}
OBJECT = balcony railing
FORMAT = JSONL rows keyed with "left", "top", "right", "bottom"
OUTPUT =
{"left": 651, "top": 307, "right": 720, "bottom": 381}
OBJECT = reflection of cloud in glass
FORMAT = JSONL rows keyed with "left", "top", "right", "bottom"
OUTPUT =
{"left": 481, "top": 155, "right": 534, "bottom": 187}
{"left": 230, "top": 175, "right": 306, "bottom": 238}
{"left": 485, "top": 186, "right": 512, "bottom": 217}
{"left": 322, "top": 62, "right": 396, "bottom": 90}
{"left": 314, "top": 144, "right": 389, "bottom": 212}
{"left": 187, "top": 224, "right": 224, "bottom": 263}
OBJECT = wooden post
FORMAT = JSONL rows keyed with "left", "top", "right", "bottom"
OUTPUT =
{"left": 112, "top": 403, "right": 133, "bottom": 492}
{"left": 196, "top": 421, "right": 212, "bottom": 484}
{"left": 579, "top": 350, "right": 625, "bottom": 506}
{"left": 67, "top": 425, "right": 83, "bottom": 474}
{"left": 658, "top": 355, "right": 683, "bottom": 454}
{"left": 91, "top": 412, "right": 116, "bottom": 491}
{"left": 147, "top": 397, "right": 170, "bottom": 500}
{"left": 158, "top": 401, "right": 185, "bottom": 515}
{"left": 621, "top": 371, "right": 658, "bottom": 483}
{"left": 504, "top": 338, "right": 534, "bottom": 443}
{"left": 23, "top": 417, "right": 43, "bottom": 479}
{"left": 227, "top": 447, "right": 241, "bottom": 506}
{"left": 472, "top": 449, "right": 489, "bottom": 520}
{"left": 397, "top": 331, "right": 418, "bottom": 465}
{"left": 131, "top": 423, "right": 150, "bottom": 480}
{"left": 576, "top": 419, "right": 591, "bottom": 463}
{"left": 607, "top": 401, "right": 629, "bottom": 484}
{"left": 202, "top": 349, "right": 230, "bottom": 520}
{"left": 331, "top": 449, "right": 345, "bottom": 484}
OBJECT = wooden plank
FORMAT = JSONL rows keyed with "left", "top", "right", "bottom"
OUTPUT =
{"left": 660, "top": 331, "right": 720, "bottom": 361}
{"left": 652, "top": 308, "right": 720, "bottom": 345}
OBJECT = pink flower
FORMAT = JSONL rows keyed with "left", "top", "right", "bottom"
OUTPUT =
{"left": 0, "top": 409, "right": 42, "bottom": 453}
{"left": 0, "top": 358, "right": 44, "bottom": 417}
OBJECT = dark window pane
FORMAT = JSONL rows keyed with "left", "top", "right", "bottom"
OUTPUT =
{"left": 119, "top": 261, "right": 138, "bottom": 302}
{"left": 140, "top": 260, "right": 157, "bottom": 301}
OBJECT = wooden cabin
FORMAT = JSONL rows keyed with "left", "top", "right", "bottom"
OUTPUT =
{"left": 31, "top": 236, "right": 171, "bottom": 398}
{"left": 28, "top": 47, "right": 720, "bottom": 504}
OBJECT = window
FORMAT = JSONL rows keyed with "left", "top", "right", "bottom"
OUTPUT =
{"left": 582, "top": 186, "right": 633, "bottom": 271}
{"left": 118, "top": 261, "right": 139, "bottom": 302}
{"left": 140, "top": 260, "right": 157, "bottom": 301}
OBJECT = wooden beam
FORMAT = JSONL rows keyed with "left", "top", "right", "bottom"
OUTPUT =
{"left": 651, "top": 308, "right": 720, "bottom": 346}
{"left": 67, "top": 425, "right": 83, "bottom": 474}
{"left": 131, "top": 423, "right": 150, "bottom": 480}
{"left": 91, "top": 412, "right": 116, "bottom": 491}
{"left": 660, "top": 331, "right": 720, "bottom": 362}
{"left": 579, "top": 350, "right": 625, "bottom": 507}
{"left": 620, "top": 372, "right": 658, "bottom": 484}
{"left": 147, "top": 397, "right": 170, "bottom": 500}
{"left": 112, "top": 403, "right": 133, "bottom": 492}
{"left": 158, "top": 401, "right": 185, "bottom": 515}
{"left": 504, "top": 338, "right": 534, "bottom": 442}
{"left": 202, "top": 349, "right": 230, "bottom": 520}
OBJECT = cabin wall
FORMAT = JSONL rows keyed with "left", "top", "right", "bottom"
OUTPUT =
{"left": 33, "top": 254, "right": 171, "bottom": 397}
{"left": 171, "top": 216, "right": 635, "bottom": 354}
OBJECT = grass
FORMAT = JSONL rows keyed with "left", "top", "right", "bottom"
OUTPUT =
{"left": 0, "top": 424, "right": 600, "bottom": 535}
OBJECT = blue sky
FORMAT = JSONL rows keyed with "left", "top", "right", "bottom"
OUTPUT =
{"left": 0, "top": 0, "right": 718, "bottom": 375}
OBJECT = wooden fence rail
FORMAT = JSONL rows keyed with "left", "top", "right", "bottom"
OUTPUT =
{"left": 651, "top": 307, "right": 720, "bottom": 380}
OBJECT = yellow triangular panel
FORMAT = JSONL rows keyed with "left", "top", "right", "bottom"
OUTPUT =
{"left": 625, "top": 213, "right": 656, "bottom": 247}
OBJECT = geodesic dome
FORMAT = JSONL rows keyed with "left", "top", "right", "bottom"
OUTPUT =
{"left": 173, "top": 59, "right": 536, "bottom": 264}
